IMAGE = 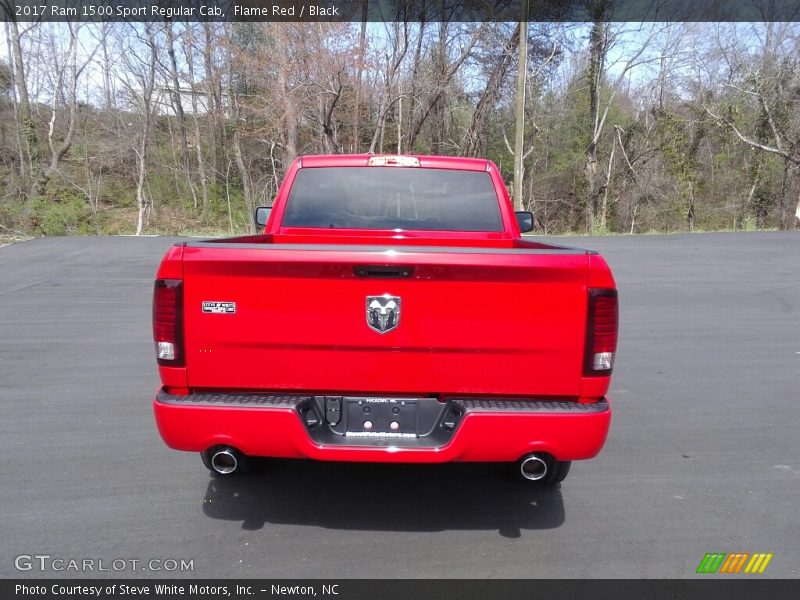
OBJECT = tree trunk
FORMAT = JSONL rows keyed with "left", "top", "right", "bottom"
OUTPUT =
{"left": 585, "top": 8, "right": 608, "bottom": 230}
{"left": 779, "top": 161, "right": 798, "bottom": 230}
{"left": 407, "top": 19, "right": 426, "bottom": 153}
{"left": 406, "top": 22, "right": 484, "bottom": 150}
{"left": 186, "top": 39, "right": 210, "bottom": 224}
{"left": 599, "top": 139, "right": 615, "bottom": 229}
{"left": 9, "top": 19, "right": 38, "bottom": 184}
{"left": 232, "top": 130, "right": 255, "bottom": 234}
{"left": 273, "top": 26, "right": 299, "bottom": 168}
{"left": 368, "top": 20, "right": 410, "bottom": 154}
{"left": 512, "top": 16, "right": 528, "bottom": 210}
{"left": 431, "top": 19, "right": 448, "bottom": 155}
{"left": 165, "top": 22, "right": 193, "bottom": 205}
{"left": 465, "top": 24, "right": 520, "bottom": 158}
{"left": 351, "top": 0, "right": 368, "bottom": 153}
{"left": 99, "top": 23, "right": 114, "bottom": 109}
{"left": 226, "top": 23, "right": 256, "bottom": 235}
{"left": 135, "top": 26, "right": 158, "bottom": 236}
{"left": 38, "top": 23, "right": 83, "bottom": 195}
{"left": 794, "top": 185, "right": 800, "bottom": 229}
{"left": 4, "top": 20, "right": 27, "bottom": 179}
{"left": 135, "top": 135, "right": 149, "bottom": 236}
{"left": 202, "top": 23, "right": 220, "bottom": 183}
{"left": 318, "top": 68, "right": 344, "bottom": 154}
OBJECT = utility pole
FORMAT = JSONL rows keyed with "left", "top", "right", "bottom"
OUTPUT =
{"left": 512, "top": 1, "right": 528, "bottom": 211}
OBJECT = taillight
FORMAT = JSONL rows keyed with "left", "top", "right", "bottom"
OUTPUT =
{"left": 153, "top": 279, "right": 184, "bottom": 366}
{"left": 584, "top": 289, "right": 618, "bottom": 376}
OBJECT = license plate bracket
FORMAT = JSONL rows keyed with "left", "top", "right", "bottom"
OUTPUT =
{"left": 344, "top": 397, "right": 418, "bottom": 436}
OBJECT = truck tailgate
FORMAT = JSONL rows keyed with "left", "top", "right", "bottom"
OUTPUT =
{"left": 181, "top": 243, "right": 589, "bottom": 396}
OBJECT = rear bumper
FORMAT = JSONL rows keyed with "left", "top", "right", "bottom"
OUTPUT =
{"left": 153, "top": 388, "right": 611, "bottom": 463}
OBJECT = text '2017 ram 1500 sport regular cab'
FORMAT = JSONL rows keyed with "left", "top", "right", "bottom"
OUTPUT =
{"left": 152, "top": 154, "right": 618, "bottom": 485}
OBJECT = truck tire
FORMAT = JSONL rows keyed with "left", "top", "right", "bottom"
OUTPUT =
{"left": 543, "top": 459, "right": 571, "bottom": 485}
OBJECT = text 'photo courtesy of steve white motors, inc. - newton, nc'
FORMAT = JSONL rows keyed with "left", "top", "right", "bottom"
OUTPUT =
{"left": 14, "top": 583, "right": 339, "bottom": 597}
{"left": 9, "top": 2, "right": 342, "bottom": 19}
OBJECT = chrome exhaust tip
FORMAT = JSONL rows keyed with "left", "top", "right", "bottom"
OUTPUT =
{"left": 519, "top": 454, "right": 548, "bottom": 481}
{"left": 210, "top": 448, "right": 239, "bottom": 475}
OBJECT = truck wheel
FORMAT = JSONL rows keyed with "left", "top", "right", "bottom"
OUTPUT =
{"left": 544, "top": 459, "right": 571, "bottom": 484}
{"left": 201, "top": 446, "right": 252, "bottom": 477}
{"left": 516, "top": 453, "right": 571, "bottom": 485}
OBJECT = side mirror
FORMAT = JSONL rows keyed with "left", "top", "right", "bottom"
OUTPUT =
{"left": 254, "top": 206, "right": 272, "bottom": 228}
{"left": 515, "top": 211, "right": 534, "bottom": 233}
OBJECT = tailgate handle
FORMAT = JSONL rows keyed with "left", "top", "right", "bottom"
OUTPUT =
{"left": 354, "top": 265, "right": 414, "bottom": 278}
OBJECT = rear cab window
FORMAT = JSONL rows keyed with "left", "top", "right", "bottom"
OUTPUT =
{"left": 281, "top": 167, "right": 503, "bottom": 232}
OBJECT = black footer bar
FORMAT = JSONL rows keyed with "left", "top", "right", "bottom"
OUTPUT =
{"left": 4, "top": 579, "right": 800, "bottom": 600}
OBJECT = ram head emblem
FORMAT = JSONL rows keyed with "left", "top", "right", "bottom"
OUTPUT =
{"left": 366, "top": 295, "right": 401, "bottom": 334}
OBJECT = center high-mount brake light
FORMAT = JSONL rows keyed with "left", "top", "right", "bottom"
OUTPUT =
{"left": 367, "top": 156, "right": 420, "bottom": 167}
{"left": 584, "top": 289, "right": 618, "bottom": 376}
{"left": 153, "top": 279, "right": 184, "bottom": 366}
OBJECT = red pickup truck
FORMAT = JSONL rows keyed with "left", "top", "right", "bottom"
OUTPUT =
{"left": 152, "top": 155, "right": 617, "bottom": 485}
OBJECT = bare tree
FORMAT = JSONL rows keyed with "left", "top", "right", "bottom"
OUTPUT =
{"left": 406, "top": 21, "right": 487, "bottom": 151}
{"left": 267, "top": 23, "right": 302, "bottom": 166}
{"left": 202, "top": 22, "right": 224, "bottom": 182}
{"left": 351, "top": 0, "right": 369, "bottom": 153}
{"left": 7, "top": 16, "right": 37, "bottom": 180}
{"left": 3, "top": 19, "right": 27, "bottom": 179}
{"left": 464, "top": 23, "right": 520, "bottom": 158}
{"left": 512, "top": 14, "right": 528, "bottom": 210}
{"left": 1, "top": 17, "right": 798, "bottom": 237}
{"left": 701, "top": 22, "right": 800, "bottom": 228}
{"left": 368, "top": 18, "right": 412, "bottom": 154}
{"left": 37, "top": 23, "right": 98, "bottom": 194}
{"left": 93, "top": 22, "right": 116, "bottom": 110}
{"left": 583, "top": 12, "right": 666, "bottom": 229}
{"left": 584, "top": 1, "right": 609, "bottom": 227}
{"left": 184, "top": 26, "right": 211, "bottom": 223}
{"left": 162, "top": 21, "right": 195, "bottom": 206}
{"left": 117, "top": 23, "right": 160, "bottom": 235}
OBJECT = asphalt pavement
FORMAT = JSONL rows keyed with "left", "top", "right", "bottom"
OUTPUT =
{"left": 0, "top": 232, "right": 798, "bottom": 578}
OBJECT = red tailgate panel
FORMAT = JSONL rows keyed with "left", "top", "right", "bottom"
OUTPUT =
{"left": 181, "top": 245, "right": 588, "bottom": 396}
